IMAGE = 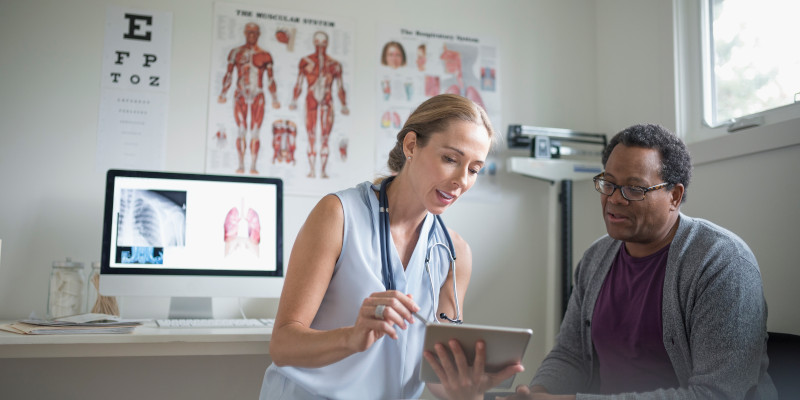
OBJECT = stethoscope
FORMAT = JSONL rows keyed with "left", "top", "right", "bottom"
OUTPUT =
{"left": 378, "top": 176, "right": 462, "bottom": 324}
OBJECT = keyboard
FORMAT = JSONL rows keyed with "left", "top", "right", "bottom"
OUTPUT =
{"left": 155, "top": 318, "right": 274, "bottom": 328}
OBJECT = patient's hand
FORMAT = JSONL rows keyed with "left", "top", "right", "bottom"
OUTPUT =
{"left": 499, "top": 385, "right": 575, "bottom": 400}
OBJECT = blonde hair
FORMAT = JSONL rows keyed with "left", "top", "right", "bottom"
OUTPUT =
{"left": 386, "top": 94, "right": 495, "bottom": 173}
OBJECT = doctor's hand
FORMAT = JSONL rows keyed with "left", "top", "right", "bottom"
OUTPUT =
{"left": 348, "top": 291, "right": 419, "bottom": 353}
{"left": 424, "top": 339, "right": 524, "bottom": 400}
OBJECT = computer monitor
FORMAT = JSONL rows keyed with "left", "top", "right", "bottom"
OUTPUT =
{"left": 99, "top": 169, "right": 283, "bottom": 319}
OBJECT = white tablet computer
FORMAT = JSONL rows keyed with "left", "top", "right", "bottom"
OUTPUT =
{"left": 420, "top": 322, "right": 533, "bottom": 388}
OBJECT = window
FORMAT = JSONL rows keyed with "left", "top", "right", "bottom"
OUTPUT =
{"left": 703, "top": 0, "right": 800, "bottom": 127}
{"left": 675, "top": 0, "right": 800, "bottom": 144}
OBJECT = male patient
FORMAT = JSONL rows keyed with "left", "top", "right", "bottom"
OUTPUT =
{"left": 510, "top": 124, "right": 776, "bottom": 399}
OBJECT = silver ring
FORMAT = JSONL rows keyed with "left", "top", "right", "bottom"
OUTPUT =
{"left": 375, "top": 304, "right": 386, "bottom": 320}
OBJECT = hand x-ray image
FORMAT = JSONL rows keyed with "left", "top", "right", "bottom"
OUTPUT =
{"left": 116, "top": 189, "right": 187, "bottom": 248}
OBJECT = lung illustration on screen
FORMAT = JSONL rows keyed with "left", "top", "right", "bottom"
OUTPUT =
{"left": 223, "top": 199, "right": 261, "bottom": 257}
{"left": 116, "top": 189, "right": 187, "bottom": 264}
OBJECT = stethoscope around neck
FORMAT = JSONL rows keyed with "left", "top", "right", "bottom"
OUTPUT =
{"left": 378, "top": 176, "right": 462, "bottom": 324}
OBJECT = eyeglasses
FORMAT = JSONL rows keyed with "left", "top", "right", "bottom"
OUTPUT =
{"left": 593, "top": 172, "right": 669, "bottom": 201}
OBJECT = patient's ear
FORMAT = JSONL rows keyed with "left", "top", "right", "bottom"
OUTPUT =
{"left": 670, "top": 183, "right": 684, "bottom": 209}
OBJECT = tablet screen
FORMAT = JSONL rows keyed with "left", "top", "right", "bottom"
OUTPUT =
{"left": 420, "top": 322, "right": 533, "bottom": 388}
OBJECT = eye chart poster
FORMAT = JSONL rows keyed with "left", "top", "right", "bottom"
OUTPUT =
{"left": 375, "top": 26, "right": 502, "bottom": 200}
{"left": 206, "top": 2, "right": 357, "bottom": 196}
{"left": 96, "top": 6, "right": 172, "bottom": 172}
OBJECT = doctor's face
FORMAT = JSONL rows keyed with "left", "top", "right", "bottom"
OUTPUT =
{"left": 407, "top": 120, "right": 490, "bottom": 215}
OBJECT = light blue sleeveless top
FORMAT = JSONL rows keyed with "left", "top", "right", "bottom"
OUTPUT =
{"left": 260, "top": 181, "right": 453, "bottom": 400}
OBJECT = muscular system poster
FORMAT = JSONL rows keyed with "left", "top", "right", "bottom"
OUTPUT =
{"left": 375, "top": 26, "right": 502, "bottom": 199}
{"left": 206, "top": 2, "right": 355, "bottom": 195}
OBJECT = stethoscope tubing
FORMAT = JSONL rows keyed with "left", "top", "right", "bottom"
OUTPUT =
{"left": 378, "top": 176, "right": 461, "bottom": 323}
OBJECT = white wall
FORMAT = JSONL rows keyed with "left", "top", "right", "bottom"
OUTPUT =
{"left": 1, "top": 0, "right": 797, "bottom": 398}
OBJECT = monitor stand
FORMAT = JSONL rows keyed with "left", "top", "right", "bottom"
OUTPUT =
{"left": 168, "top": 297, "right": 213, "bottom": 319}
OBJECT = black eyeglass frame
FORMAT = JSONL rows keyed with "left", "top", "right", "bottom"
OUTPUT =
{"left": 592, "top": 172, "right": 670, "bottom": 201}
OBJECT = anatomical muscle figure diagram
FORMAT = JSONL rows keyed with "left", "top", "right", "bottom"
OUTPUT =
{"left": 288, "top": 30, "right": 349, "bottom": 179}
{"left": 271, "top": 119, "right": 297, "bottom": 165}
{"left": 218, "top": 22, "right": 281, "bottom": 175}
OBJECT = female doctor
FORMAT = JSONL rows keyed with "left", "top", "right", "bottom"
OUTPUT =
{"left": 260, "top": 94, "right": 522, "bottom": 399}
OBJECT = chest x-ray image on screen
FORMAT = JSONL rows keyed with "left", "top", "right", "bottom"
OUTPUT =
{"left": 116, "top": 188, "right": 187, "bottom": 263}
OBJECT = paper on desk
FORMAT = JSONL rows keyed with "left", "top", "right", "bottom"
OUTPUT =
{"left": 54, "top": 313, "right": 123, "bottom": 324}
{"left": 0, "top": 324, "right": 26, "bottom": 335}
{"left": 1, "top": 321, "right": 138, "bottom": 335}
{"left": 0, "top": 313, "right": 143, "bottom": 334}
{"left": 19, "top": 313, "right": 139, "bottom": 327}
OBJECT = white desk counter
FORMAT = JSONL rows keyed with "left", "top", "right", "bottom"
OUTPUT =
{"left": 0, "top": 321, "right": 272, "bottom": 358}
{"left": 0, "top": 321, "right": 273, "bottom": 399}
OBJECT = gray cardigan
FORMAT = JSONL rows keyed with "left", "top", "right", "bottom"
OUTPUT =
{"left": 531, "top": 214, "right": 777, "bottom": 399}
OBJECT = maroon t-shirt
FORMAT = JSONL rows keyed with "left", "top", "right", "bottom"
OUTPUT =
{"left": 591, "top": 243, "right": 680, "bottom": 394}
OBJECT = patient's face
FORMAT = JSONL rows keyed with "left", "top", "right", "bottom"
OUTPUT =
{"left": 601, "top": 145, "right": 679, "bottom": 255}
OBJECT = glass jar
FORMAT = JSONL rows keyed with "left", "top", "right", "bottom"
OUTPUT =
{"left": 86, "top": 261, "right": 120, "bottom": 316}
{"left": 47, "top": 258, "right": 86, "bottom": 319}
